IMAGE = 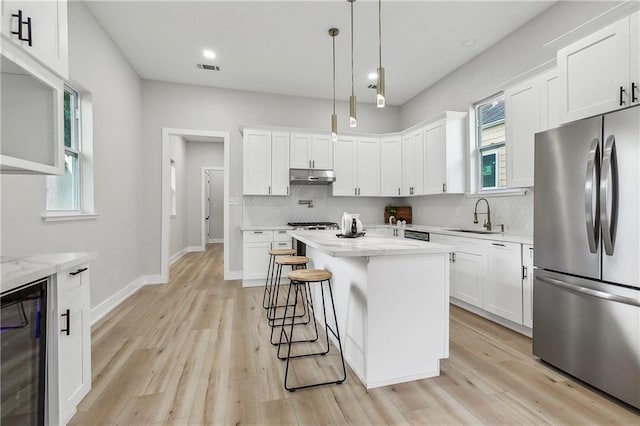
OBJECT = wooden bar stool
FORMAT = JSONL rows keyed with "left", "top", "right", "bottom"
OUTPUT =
{"left": 278, "top": 268, "right": 346, "bottom": 392}
{"left": 268, "top": 256, "right": 317, "bottom": 345}
{"left": 262, "top": 248, "right": 297, "bottom": 309}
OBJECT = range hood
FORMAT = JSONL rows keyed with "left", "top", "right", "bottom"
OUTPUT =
{"left": 290, "top": 168, "right": 335, "bottom": 185}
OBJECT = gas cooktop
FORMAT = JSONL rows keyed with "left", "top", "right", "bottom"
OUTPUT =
{"left": 287, "top": 222, "right": 340, "bottom": 230}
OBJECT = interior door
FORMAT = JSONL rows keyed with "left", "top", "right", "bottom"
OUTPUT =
{"left": 205, "top": 172, "right": 210, "bottom": 243}
{"left": 534, "top": 116, "right": 602, "bottom": 279}
{"left": 209, "top": 170, "right": 224, "bottom": 242}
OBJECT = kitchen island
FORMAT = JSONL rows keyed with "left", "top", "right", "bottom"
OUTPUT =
{"left": 288, "top": 230, "right": 453, "bottom": 389}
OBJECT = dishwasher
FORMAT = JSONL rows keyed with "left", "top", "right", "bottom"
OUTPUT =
{"left": 403, "top": 229, "right": 430, "bottom": 242}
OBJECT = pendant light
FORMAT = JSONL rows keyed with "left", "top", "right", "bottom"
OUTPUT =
{"left": 329, "top": 28, "right": 339, "bottom": 142}
{"left": 376, "top": 0, "right": 386, "bottom": 108}
{"left": 348, "top": 0, "right": 357, "bottom": 127}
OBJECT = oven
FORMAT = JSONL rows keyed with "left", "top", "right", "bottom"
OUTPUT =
{"left": 404, "top": 229, "right": 430, "bottom": 242}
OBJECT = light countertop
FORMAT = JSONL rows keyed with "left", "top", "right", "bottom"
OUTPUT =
{"left": 241, "top": 225, "right": 293, "bottom": 232}
{"left": 288, "top": 230, "right": 454, "bottom": 258}
{"left": 367, "top": 224, "right": 533, "bottom": 245}
{"left": 1, "top": 252, "right": 97, "bottom": 294}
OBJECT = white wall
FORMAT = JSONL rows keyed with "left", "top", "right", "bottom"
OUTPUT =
{"left": 184, "top": 141, "right": 223, "bottom": 247}
{"left": 0, "top": 1, "right": 142, "bottom": 308}
{"left": 169, "top": 135, "right": 188, "bottom": 258}
{"left": 140, "top": 80, "right": 402, "bottom": 276}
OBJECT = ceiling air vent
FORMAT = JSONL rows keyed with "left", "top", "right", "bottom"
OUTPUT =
{"left": 197, "top": 64, "right": 220, "bottom": 71}
{"left": 368, "top": 84, "right": 377, "bottom": 89}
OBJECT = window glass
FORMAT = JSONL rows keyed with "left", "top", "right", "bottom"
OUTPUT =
{"left": 475, "top": 94, "right": 506, "bottom": 191}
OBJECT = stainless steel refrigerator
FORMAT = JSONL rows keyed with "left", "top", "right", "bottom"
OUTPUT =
{"left": 533, "top": 105, "right": 640, "bottom": 410}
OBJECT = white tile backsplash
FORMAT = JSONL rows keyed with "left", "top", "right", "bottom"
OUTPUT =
{"left": 408, "top": 189, "right": 534, "bottom": 235}
{"left": 244, "top": 186, "right": 533, "bottom": 236}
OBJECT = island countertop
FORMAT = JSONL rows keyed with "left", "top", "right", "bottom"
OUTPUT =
{"left": 288, "top": 229, "right": 454, "bottom": 258}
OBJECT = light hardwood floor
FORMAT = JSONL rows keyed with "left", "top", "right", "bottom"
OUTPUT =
{"left": 70, "top": 244, "right": 640, "bottom": 425}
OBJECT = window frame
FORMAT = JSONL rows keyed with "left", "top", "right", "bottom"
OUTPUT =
{"left": 43, "top": 82, "right": 97, "bottom": 222}
{"left": 474, "top": 93, "right": 507, "bottom": 193}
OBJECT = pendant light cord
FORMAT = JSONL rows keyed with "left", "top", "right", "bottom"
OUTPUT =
{"left": 332, "top": 33, "right": 336, "bottom": 115}
{"left": 351, "top": 0, "right": 354, "bottom": 97}
{"left": 378, "top": 0, "right": 382, "bottom": 69}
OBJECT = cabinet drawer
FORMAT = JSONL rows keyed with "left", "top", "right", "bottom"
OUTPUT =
{"left": 272, "top": 240, "right": 292, "bottom": 250}
{"left": 57, "top": 264, "right": 89, "bottom": 295}
{"left": 243, "top": 230, "right": 273, "bottom": 242}
{"left": 273, "top": 230, "right": 291, "bottom": 242}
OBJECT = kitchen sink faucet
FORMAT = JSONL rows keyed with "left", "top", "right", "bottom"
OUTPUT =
{"left": 473, "top": 198, "right": 492, "bottom": 231}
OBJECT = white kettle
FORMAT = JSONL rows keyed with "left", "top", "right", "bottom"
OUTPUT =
{"left": 341, "top": 212, "right": 363, "bottom": 235}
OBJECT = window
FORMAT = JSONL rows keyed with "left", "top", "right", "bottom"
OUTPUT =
{"left": 170, "top": 160, "right": 177, "bottom": 216}
{"left": 45, "top": 84, "right": 95, "bottom": 220}
{"left": 475, "top": 94, "right": 506, "bottom": 191}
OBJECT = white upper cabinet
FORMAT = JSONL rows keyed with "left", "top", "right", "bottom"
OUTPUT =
{"left": 557, "top": 12, "right": 639, "bottom": 123}
{"left": 380, "top": 136, "right": 402, "bottom": 196}
{"left": 243, "top": 129, "right": 290, "bottom": 195}
{"left": 423, "top": 112, "right": 467, "bottom": 194}
{"left": 356, "top": 137, "right": 381, "bottom": 196}
{"left": 332, "top": 136, "right": 357, "bottom": 196}
{"left": 504, "top": 70, "right": 559, "bottom": 188}
{"left": 401, "top": 129, "right": 424, "bottom": 196}
{"left": 1, "top": 0, "right": 68, "bottom": 78}
{"left": 505, "top": 79, "right": 539, "bottom": 188}
{"left": 632, "top": 11, "right": 639, "bottom": 105}
{"left": 290, "top": 133, "right": 333, "bottom": 169}
{"left": 332, "top": 136, "right": 380, "bottom": 197}
{"left": 0, "top": 53, "right": 64, "bottom": 174}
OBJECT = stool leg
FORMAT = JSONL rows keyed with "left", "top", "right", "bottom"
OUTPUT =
{"left": 282, "top": 282, "right": 300, "bottom": 390}
{"left": 262, "top": 254, "right": 274, "bottom": 309}
{"left": 324, "top": 278, "right": 347, "bottom": 384}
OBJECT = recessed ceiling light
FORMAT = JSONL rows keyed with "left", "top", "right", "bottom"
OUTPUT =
{"left": 202, "top": 49, "right": 216, "bottom": 59}
{"left": 368, "top": 72, "right": 377, "bottom": 80}
{"left": 462, "top": 38, "right": 477, "bottom": 48}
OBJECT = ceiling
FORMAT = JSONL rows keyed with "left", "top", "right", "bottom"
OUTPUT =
{"left": 86, "top": 1, "right": 554, "bottom": 106}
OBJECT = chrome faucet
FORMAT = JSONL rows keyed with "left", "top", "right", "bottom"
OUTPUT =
{"left": 473, "top": 198, "right": 492, "bottom": 231}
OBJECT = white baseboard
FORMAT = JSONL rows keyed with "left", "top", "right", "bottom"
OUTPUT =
{"left": 90, "top": 276, "right": 145, "bottom": 325}
{"left": 225, "top": 270, "right": 242, "bottom": 281}
{"left": 143, "top": 274, "right": 164, "bottom": 285}
{"left": 187, "top": 246, "right": 203, "bottom": 252}
{"left": 450, "top": 298, "right": 532, "bottom": 337}
{"left": 169, "top": 248, "right": 188, "bottom": 265}
{"left": 242, "top": 278, "right": 265, "bottom": 288}
{"left": 208, "top": 238, "right": 223, "bottom": 243}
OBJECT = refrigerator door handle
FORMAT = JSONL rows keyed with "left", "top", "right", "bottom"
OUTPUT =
{"left": 537, "top": 275, "right": 640, "bottom": 307}
{"left": 584, "top": 138, "right": 600, "bottom": 253}
{"left": 600, "top": 135, "right": 618, "bottom": 256}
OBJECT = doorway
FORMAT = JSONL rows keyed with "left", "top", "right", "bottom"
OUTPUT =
{"left": 202, "top": 167, "right": 224, "bottom": 247}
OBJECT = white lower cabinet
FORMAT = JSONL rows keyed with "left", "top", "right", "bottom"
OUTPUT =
{"left": 55, "top": 263, "right": 91, "bottom": 425}
{"left": 242, "top": 230, "right": 292, "bottom": 285}
{"left": 484, "top": 241, "right": 523, "bottom": 324}
{"left": 450, "top": 237, "right": 484, "bottom": 308}
{"left": 522, "top": 244, "right": 534, "bottom": 328}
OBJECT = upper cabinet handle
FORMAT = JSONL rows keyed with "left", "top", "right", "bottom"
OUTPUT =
{"left": 70, "top": 267, "right": 88, "bottom": 276}
{"left": 619, "top": 86, "right": 626, "bottom": 106}
{"left": 11, "top": 10, "right": 32, "bottom": 46}
{"left": 632, "top": 82, "right": 638, "bottom": 103}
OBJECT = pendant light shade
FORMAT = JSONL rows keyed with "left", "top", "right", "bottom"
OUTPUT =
{"left": 376, "top": 0, "right": 386, "bottom": 108}
{"left": 329, "top": 28, "right": 339, "bottom": 142}
{"left": 348, "top": 0, "right": 357, "bottom": 127}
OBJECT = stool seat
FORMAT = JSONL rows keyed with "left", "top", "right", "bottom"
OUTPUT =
{"left": 269, "top": 248, "right": 297, "bottom": 256}
{"left": 275, "top": 256, "right": 309, "bottom": 266}
{"left": 288, "top": 268, "right": 332, "bottom": 282}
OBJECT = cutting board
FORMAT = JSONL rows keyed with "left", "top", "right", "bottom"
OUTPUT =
{"left": 384, "top": 206, "right": 412, "bottom": 224}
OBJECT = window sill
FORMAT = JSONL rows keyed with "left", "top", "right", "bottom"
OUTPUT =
{"left": 466, "top": 188, "right": 529, "bottom": 198}
{"left": 41, "top": 212, "right": 99, "bottom": 223}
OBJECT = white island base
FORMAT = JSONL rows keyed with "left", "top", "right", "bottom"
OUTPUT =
{"left": 292, "top": 231, "right": 451, "bottom": 389}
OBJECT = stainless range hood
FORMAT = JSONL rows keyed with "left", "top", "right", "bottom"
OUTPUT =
{"left": 290, "top": 168, "right": 335, "bottom": 185}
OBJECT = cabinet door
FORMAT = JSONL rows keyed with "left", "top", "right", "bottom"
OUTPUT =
{"left": 2, "top": 0, "right": 68, "bottom": 78}
{"left": 452, "top": 251, "right": 484, "bottom": 308}
{"left": 243, "top": 241, "right": 272, "bottom": 280}
{"left": 356, "top": 137, "right": 380, "bottom": 196}
{"left": 271, "top": 132, "right": 290, "bottom": 195}
{"left": 310, "top": 134, "right": 332, "bottom": 169}
{"left": 429, "top": 234, "right": 451, "bottom": 246}
{"left": 506, "top": 79, "right": 539, "bottom": 188}
{"left": 380, "top": 136, "right": 402, "bottom": 196}
{"left": 484, "top": 242, "right": 523, "bottom": 324}
{"left": 539, "top": 69, "right": 560, "bottom": 131}
{"left": 424, "top": 121, "right": 446, "bottom": 194}
{"left": 332, "top": 136, "right": 357, "bottom": 196}
{"left": 243, "top": 130, "right": 271, "bottom": 195}
{"left": 631, "top": 12, "right": 639, "bottom": 106}
{"left": 558, "top": 17, "right": 630, "bottom": 123}
{"left": 413, "top": 130, "right": 425, "bottom": 195}
{"left": 401, "top": 133, "right": 414, "bottom": 196}
{"left": 57, "top": 265, "right": 90, "bottom": 424}
{"left": 522, "top": 244, "right": 534, "bottom": 328}
{"left": 290, "top": 133, "right": 310, "bottom": 168}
